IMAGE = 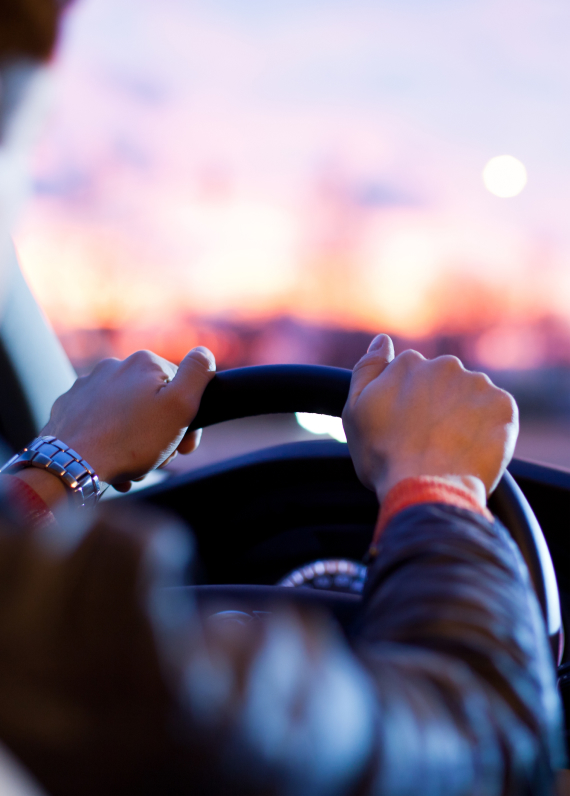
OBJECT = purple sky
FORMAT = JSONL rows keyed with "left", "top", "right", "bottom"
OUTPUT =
{"left": 13, "top": 0, "right": 570, "bottom": 366}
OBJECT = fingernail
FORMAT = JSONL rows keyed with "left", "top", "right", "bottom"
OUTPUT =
{"left": 368, "top": 334, "right": 391, "bottom": 353}
{"left": 190, "top": 346, "right": 216, "bottom": 371}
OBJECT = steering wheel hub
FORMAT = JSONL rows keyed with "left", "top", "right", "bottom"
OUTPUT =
{"left": 278, "top": 559, "right": 367, "bottom": 593}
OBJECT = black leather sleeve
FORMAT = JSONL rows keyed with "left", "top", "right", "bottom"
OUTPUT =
{"left": 352, "top": 503, "right": 565, "bottom": 795}
{"left": 0, "top": 499, "right": 562, "bottom": 795}
{"left": 180, "top": 503, "right": 565, "bottom": 795}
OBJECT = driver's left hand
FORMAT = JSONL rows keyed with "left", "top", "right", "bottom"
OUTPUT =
{"left": 40, "top": 346, "right": 216, "bottom": 490}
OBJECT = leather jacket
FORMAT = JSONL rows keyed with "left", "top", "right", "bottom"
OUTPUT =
{"left": 0, "top": 498, "right": 562, "bottom": 795}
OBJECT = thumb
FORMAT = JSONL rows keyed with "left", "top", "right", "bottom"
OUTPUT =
{"left": 348, "top": 334, "right": 394, "bottom": 403}
{"left": 167, "top": 346, "right": 216, "bottom": 418}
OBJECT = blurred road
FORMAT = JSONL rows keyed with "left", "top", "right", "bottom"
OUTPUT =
{"left": 166, "top": 414, "right": 327, "bottom": 475}
{"left": 515, "top": 420, "right": 570, "bottom": 471}
{"left": 104, "top": 414, "right": 570, "bottom": 500}
{"left": 165, "top": 414, "right": 570, "bottom": 475}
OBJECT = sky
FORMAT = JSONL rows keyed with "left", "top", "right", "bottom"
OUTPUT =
{"left": 13, "top": 0, "right": 570, "bottom": 367}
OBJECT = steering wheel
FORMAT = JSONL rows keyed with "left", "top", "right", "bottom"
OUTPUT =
{"left": 187, "top": 364, "right": 563, "bottom": 663}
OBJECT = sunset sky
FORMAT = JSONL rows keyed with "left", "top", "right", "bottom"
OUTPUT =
{"left": 13, "top": 0, "right": 570, "bottom": 368}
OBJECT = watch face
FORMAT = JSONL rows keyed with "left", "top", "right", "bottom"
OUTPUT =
{"left": 278, "top": 559, "right": 367, "bottom": 594}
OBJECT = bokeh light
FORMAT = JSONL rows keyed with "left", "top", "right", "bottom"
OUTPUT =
{"left": 482, "top": 156, "right": 528, "bottom": 198}
{"left": 295, "top": 413, "right": 347, "bottom": 443}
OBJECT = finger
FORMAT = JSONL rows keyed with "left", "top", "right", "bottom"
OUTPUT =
{"left": 113, "top": 482, "right": 133, "bottom": 493}
{"left": 163, "top": 346, "right": 216, "bottom": 417}
{"left": 158, "top": 451, "right": 178, "bottom": 468}
{"left": 348, "top": 334, "right": 395, "bottom": 403}
{"left": 127, "top": 350, "right": 177, "bottom": 381}
{"left": 177, "top": 428, "right": 203, "bottom": 455}
{"left": 154, "top": 355, "right": 177, "bottom": 382}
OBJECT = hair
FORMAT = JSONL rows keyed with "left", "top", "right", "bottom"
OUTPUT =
{"left": 0, "top": 0, "right": 70, "bottom": 62}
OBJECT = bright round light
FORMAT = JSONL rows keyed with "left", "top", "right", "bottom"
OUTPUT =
{"left": 482, "top": 155, "right": 527, "bottom": 198}
{"left": 295, "top": 413, "right": 347, "bottom": 443}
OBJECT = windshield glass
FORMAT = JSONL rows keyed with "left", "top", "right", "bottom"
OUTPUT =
{"left": 13, "top": 0, "right": 570, "bottom": 472}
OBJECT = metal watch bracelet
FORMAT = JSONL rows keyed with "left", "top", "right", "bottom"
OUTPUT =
{"left": 0, "top": 436, "right": 102, "bottom": 508}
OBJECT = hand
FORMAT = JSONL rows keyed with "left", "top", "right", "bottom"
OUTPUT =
{"left": 40, "top": 347, "right": 216, "bottom": 488}
{"left": 342, "top": 334, "right": 518, "bottom": 504}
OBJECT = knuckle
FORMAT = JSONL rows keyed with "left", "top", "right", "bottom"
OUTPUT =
{"left": 128, "top": 349, "right": 154, "bottom": 365}
{"left": 465, "top": 371, "right": 515, "bottom": 419}
{"left": 491, "top": 386, "right": 517, "bottom": 418}
{"left": 434, "top": 354, "right": 464, "bottom": 371}
{"left": 470, "top": 371, "right": 493, "bottom": 390}
{"left": 397, "top": 349, "right": 424, "bottom": 367}
{"left": 498, "top": 388, "right": 517, "bottom": 415}
{"left": 92, "top": 356, "right": 119, "bottom": 373}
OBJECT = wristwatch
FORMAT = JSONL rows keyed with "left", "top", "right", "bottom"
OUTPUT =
{"left": 0, "top": 436, "right": 103, "bottom": 508}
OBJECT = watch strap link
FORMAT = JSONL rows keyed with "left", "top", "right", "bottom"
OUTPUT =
{"left": 0, "top": 436, "right": 102, "bottom": 508}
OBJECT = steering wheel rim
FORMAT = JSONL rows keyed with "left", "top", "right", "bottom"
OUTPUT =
{"left": 189, "top": 364, "right": 563, "bottom": 662}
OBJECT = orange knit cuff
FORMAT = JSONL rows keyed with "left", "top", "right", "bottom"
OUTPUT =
{"left": 369, "top": 476, "right": 493, "bottom": 557}
{"left": 0, "top": 474, "right": 56, "bottom": 530}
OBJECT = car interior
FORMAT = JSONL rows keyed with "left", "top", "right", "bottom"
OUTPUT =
{"left": 2, "top": 240, "right": 570, "bottom": 754}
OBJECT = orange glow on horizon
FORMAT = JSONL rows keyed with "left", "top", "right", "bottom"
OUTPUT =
{"left": 10, "top": 0, "right": 570, "bottom": 373}
{"left": 15, "top": 194, "right": 570, "bottom": 349}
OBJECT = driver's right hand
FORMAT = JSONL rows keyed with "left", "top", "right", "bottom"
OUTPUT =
{"left": 342, "top": 334, "right": 519, "bottom": 505}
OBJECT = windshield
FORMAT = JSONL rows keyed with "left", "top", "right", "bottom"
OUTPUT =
{"left": 13, "top": 0, "right": 570, "bottom": 472}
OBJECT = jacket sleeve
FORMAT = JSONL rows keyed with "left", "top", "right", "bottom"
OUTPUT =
{"left": 0, "top": 500, "right": 562, "bottom": 796}
{"left": 352, "top": 503, "right": 565, "bottom": 795}
{"left": 203, "top": 504, "right": 564, "bottom": 796}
